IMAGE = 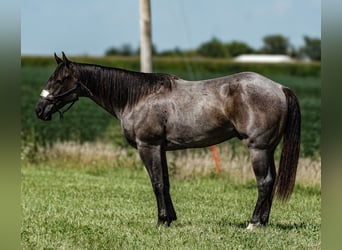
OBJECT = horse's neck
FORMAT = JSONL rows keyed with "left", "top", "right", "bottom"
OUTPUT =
{"left": 77, "top": 64, "right": 173, "bottom": 120}
{"left": 79, "top": 66, "right": 124, "bottom": 119}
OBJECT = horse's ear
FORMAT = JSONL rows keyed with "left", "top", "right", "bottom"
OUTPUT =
{"left": 54, "top": 52, "right": 63, "bottom": 64}
{"left": 62, "top": 51, "right": 71, "bottom": 67}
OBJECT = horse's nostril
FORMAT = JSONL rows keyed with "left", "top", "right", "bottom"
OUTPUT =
{"left": 35, "top": 106, "right": 43, "bottom": 116}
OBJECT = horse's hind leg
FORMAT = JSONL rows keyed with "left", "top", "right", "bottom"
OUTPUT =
{"left": 247, "top": 148, "right": 276, "bottom": 230}
{"left": 137, "top": 143, "right": 177, "bottom": 226}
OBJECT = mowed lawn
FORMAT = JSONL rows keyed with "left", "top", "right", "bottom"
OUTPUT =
{"left": 22, "top": 165, "right": 321, "bottom": 249}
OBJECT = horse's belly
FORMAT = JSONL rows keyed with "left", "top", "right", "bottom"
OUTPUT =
{"left": 165, "top": 125, "right": 237, "bottom": 150}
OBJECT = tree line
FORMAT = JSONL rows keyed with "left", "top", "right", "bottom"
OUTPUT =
{"left": 105, "top": 34, "right": 321, "bottom": 61}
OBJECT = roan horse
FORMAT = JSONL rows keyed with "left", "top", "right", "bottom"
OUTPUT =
{"left": 36, "top": 53, "right": 300, "bottom": 230}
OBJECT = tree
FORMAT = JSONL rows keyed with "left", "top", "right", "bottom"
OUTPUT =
{"left": 105, "top": 47, "right": 120, "bottom": 56}
{"left": 260, "top": 34, "right": 290, "bottom": 54}
{"left": 225, "top": 41, "right": 254, "bottom": 57}
{"left": 159, "top": 47, "right": 183, "bottom": 57}
{"left": 197, "top": 37, "right": 229, "bottom": 58}
{"left": 105, "top": 44, "right": 135, "bottom": 56}
{"left": 299, "top": 36, "right": 321, "bottom": 61}
{"left": 121, "top": 44, "right": 134, "bottom": 56}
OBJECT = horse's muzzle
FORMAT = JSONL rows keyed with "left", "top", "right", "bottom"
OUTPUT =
{"left": 35, "top": 101, "right": 53, "bottom": 121}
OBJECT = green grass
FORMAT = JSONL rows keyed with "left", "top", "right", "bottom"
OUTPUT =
{"left": 22, "top": 165, "right": 321, "bottom": 249}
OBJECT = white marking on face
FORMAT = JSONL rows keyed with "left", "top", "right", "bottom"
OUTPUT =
{"left": 40, "top": 89, "right": 50, "bottom": 98}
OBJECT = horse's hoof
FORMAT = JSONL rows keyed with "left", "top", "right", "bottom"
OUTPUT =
{"left": 157, "top": 220, "right": 171, "bottom": 227}
{"left": 246, "top": 223, "right": 261, "bottom": 231}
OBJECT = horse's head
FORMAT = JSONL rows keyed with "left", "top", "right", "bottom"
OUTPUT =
{"left": 35, "top": 52, "right": 81, "bottom": 121}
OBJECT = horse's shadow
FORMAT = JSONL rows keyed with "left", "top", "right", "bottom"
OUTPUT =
{"left": 172, "top": 218, "right": 311, "bottom": 231}
{"left": 270, "top": 222, "right": 309, "bottom": 230}
{"left": 224, "top": 221, "right": 310, "bottom": 230}
{"left": 202, "top": 216, "right": 311, "bottom": 230}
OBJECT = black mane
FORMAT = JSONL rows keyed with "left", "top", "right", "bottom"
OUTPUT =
{"left": 75, "top": 62, "right": 177, "bottom": 112}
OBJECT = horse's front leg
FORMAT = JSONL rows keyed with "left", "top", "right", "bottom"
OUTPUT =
{"left": 137, "top": 142, "right": 177, "bottom": 226}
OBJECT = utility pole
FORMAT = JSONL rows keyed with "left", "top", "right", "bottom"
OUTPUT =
{"left": 139, "top": 0, "right": 152, "bottom": 73}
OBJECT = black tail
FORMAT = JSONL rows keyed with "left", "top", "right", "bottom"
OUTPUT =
{"left": 275, "top": 88, "right": 301, "bottom": 201}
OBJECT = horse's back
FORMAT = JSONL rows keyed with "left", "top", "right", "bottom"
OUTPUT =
{"left": 174, "top": 71, "right": 287, "bottom": 117}
{"left": 176, "top": 71, "right": 285, "bottom": 98}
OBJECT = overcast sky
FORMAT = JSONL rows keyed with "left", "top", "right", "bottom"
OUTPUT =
{"left": 21, "top": 0, "right": 321, "bottom": 56}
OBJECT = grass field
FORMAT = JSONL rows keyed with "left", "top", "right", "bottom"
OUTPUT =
{"left": 22, "top": 163, "right": 320, "bottom": 249}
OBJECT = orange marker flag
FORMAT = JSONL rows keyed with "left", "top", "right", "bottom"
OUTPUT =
{"left": 210, "top": 145, "right": 221, "bottom": 174}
